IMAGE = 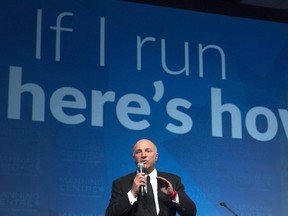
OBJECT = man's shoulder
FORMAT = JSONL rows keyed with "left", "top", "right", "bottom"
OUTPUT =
{"left": 113, "top": 172, "right": 135, "bottom": 184}
{"left": 157, "top": 171, "right": 180, "bottom": 180}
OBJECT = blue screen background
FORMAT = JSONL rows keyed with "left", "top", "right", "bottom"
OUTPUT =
{"left": 0, "top": 0, "right": 288, "bottom": 215}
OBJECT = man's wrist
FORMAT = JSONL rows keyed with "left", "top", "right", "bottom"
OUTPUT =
{"left": 169, "top": 190, "right": 178, "bottom": 200}
{"left": 127, "top": 190, "right": 138, "bottom": 205}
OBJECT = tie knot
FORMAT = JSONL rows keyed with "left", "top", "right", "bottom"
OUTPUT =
{"left": 147, "top": 175, "right": 150, "bottom": 182}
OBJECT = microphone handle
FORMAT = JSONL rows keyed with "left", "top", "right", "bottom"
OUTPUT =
{"left": 225, "top": 205, "right": 238, "bottom": 216}
{"left": 221, "top": 203, "right": 238, "bottom": 216}
{"left": 140, "top": 185, "right": 145, "bottom": 196}
{"left": 138, "top": 166, "right": 145, "bottom": 196}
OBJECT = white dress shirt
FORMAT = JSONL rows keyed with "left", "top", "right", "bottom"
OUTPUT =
{"left": 127, "top": 169, "right": 180, "bottom": 215}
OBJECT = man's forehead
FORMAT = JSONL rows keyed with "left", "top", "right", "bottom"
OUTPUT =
{"left": 133, "top": 140, "right": 155, "bottom": 151}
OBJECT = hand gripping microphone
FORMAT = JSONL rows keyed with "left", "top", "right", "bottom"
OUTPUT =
{"left": 137, "top": 162, "right": 145, "bottom": 196}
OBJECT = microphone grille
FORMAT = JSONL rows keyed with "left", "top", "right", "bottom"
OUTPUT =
{"left": 137, "top": 162, "right": 144, "bottom": 169}
{"left": 219, "top": 202, "right": 226, "bottom": 207}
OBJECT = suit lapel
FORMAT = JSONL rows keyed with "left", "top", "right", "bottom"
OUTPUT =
{"left": 157, "top": 172, "right": 176, "bottom": 216}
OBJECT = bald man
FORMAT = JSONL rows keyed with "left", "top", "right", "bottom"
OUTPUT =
{"left": 105, "top": 139, "right": 197, "bottom": 216}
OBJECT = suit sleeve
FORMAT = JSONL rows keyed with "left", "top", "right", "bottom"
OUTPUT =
{"left": 105, "top": 179, "right": 134, "bottom": 216}
{"left": 172, "top": 175, "right": 197, "bottom": 216}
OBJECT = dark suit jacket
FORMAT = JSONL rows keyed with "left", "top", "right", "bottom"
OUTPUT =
{"left": 105, "top": 171, "right": 197, "bottom": 216}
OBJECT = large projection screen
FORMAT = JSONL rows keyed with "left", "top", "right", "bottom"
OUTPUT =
{"left": 0, "top": 0, "right": 288, "bottom": 215}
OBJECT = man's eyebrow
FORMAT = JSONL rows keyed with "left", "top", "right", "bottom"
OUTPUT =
{"left": 134, "top": 149, "right": 142, "bottom": 152}
{"left": 134, "top": 148, "right": 153, "bottom": 152}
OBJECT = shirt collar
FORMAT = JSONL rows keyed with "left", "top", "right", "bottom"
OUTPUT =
{"left": 147, "top": 168, "right": 157, "bottom": 180}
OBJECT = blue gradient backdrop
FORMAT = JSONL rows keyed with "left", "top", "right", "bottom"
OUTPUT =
{"left": 0, "top": 1, "right": 288, "bottom": 215}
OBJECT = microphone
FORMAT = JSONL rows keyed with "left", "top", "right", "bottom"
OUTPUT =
{"left": 137, "top": 162, "right": 145, "bottom": 196}
{"left": 220, "top": 202, "right": 238, "bottom": 216}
